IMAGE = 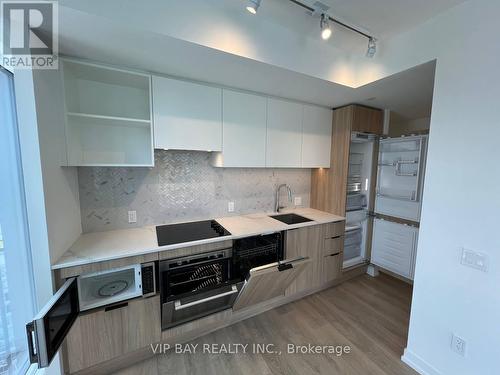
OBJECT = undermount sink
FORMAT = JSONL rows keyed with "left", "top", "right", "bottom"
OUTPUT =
{"left": 269, "top": 213, "right": 313, "bottom": 225}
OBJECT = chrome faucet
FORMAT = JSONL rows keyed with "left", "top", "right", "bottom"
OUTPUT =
{"left": 275, "top": 184, "right": 292, "bottom": 213}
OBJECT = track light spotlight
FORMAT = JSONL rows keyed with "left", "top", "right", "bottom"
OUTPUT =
{"left": 320, "top": 14, "right": 332, "bottom": 40}
{"left": 246, "top": 0, "right": 262, "bottom": 14}
{"left": 366, "top": 37, "right": 377, "bottom": 58}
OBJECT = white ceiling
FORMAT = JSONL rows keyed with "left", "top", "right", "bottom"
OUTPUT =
{"left": 52, "top": 2, "right": 437, "bottom": 120}
{"left": 304, "top": 0, "right": 466, "bottom": 38}
{"left": 224, "top": 0, "right": 467, "bottom": 53}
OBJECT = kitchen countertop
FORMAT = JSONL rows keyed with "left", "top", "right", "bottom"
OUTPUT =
{"left": 52, "top": 208, "right": 344, "bottom": 270}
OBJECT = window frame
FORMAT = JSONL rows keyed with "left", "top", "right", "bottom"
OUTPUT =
{"left": 4, "top": 65, "right": 63, "bottom": 374}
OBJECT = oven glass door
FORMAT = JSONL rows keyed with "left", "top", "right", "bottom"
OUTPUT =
{"left": 164, "top": 258, "right": 230, "bottom": 300}
{"left": 25, "top": 278, "right": 79, "bottom": 368}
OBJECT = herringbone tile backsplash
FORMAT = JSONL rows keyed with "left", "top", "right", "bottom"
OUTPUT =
{"left": 78, "top": 150, "right": 311, "bottom": 233}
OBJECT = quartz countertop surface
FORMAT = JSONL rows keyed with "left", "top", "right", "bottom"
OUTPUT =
{"left": 52, "top": 208, "right": 344, "bottom": 270}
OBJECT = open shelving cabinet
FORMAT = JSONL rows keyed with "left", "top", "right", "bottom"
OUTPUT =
{"left": 62, "top": 59, "right": 154, "bottom": 167}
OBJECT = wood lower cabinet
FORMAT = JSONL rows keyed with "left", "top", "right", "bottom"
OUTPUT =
{"left": 285, "top": 226, "right": 323, "bottom": 295}
{"left": 285, "top": 223, "right": 345, "bottom": 296}
{"left": 322, "top": 253, "right": 342, "bottom": 283}
{"left": 112, "top": 357, "right": 159, "bottom": 375}
{"left": 322, "top": 221, "right": 344, "bottom": 283}
{"left": 65, "top": 296, "right": 160, "bottom": 373}
{"left": 323, "top": 236, "right": 343, "bottom": 256}
{"left": 323, "top": 221, "right": 345, "bottom": 238}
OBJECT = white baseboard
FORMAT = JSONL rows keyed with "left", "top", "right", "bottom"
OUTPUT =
{"left": 401, "top": 348, "right": 441, "bottom": 375}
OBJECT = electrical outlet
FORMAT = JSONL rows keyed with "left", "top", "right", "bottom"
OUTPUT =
{"left": 128, "top": 210, "right": 137, "bottom": 223}
{"left": 460, "top": 248, "right": 488, "bottom": 272}
{"left": 294, "top": 196, "right": 302, "bottom": 206}
{"left": 451, "top": 334, "right": 466, "bottom": 356}
{"left": 228, "top": 201, "right": 235, "bottom": 213}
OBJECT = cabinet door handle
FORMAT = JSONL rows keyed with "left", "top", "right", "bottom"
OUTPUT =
{"left": 327, "top": 253, "right": 341, "bottom": 257}
{"left": 105, "top": 302, "right": 128, "bottom": 312}
{"left": 174, "top": 285, "right": 238, "bottom": 311}
{"left": 25, "top": 322, "right": 38, "bottom": 365}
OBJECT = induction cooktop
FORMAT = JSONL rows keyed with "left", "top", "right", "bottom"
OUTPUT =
{"left": 156, "top": 220, "right": 231, "bottom": 246}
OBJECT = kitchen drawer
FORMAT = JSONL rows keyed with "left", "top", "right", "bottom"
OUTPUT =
{"left": 322, "top": 253, "right": 342, "bottom": 283}
{"left": 323, "top": 221, "right": 345, "bottom": 238}
{"left": 323, "top": 236, "right": 344, "bottom": 255}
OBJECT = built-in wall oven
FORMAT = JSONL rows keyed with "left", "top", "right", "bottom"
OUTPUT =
{"left": 160, "top": 232, "right": 286, "bottom": 329}
{"left": 160, "top": 248, "right": 238, "bottom": 330}
{"left": 160, "top": 231, "right": 311, "bottom": 329}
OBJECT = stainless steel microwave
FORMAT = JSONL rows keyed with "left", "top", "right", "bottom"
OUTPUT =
{"left": 25, "top": 262, "right": 156, "bottom": 368}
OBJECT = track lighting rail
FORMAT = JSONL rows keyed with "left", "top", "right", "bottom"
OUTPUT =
{"left": 287, "top": 0, "right": 373, "bottom": 40}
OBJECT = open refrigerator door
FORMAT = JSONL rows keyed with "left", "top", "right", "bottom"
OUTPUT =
{"left": 371, "top": 135, "right": 428, "bottom": 280}
{"left": 375, "top": 135, "right": 428, "bottom": 222}
{"left": 343, "top": 133, "right": 377, "bottom": 268}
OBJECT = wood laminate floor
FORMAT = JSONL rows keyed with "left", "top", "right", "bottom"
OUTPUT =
{"left": 117, "top": 273, "right": 418, "bottom": 375}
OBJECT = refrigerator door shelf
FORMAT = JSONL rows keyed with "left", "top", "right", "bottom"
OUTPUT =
{"left": 375, "top": 195, "right": 421, "bottom": 222}
{"left": 375, "top": 135, "right": 427, "bottom": 222}
{"left": 379, "top": 137, "right": 421, "bottom": 153}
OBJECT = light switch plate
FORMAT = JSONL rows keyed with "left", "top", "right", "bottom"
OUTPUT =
{"left": 460, "top": 248, "right": 488, "bottom": 272}
{"left": 294, "top": 196, "right": 302, "bottom": 206}
{"left": 128, "top": 210, "right": 137, "bottom": 223}
{"left": 228, "top": 201, "right": 235, "bottom": 213}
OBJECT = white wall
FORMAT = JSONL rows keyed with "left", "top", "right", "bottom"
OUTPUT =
{"left": 31, "top": 69, "right": 82, "bottom": 263}
{"left": 363, "top": 0, "right": 500, "bottom": 374}
{"left": 389, "top": 116, "right": 430, "bottom": 137}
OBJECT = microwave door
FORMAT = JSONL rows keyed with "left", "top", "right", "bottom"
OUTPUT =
{"left": 232, "top": 257, "right": 310, "bottom": 311}
{"left": 25, "top": 277, "right": 79, "bottom": 368}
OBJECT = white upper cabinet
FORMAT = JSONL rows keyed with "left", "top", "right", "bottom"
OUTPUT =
{"left": 62, "top": 59, "right": 154, "bottom": 167}
{"left": 213, "top": 89, "right": 267, "bottom": 167}
{"left": 58, "top": 60, "right": 332, "bottom": 168}
{"left": 301, "top": 104, "right": 332, "bottom": 168}
{"left": 152, "top": 76, "right": 222, "bottom": 151}
{"left": 266, "top": 98, "right": 303, "bottom": 168}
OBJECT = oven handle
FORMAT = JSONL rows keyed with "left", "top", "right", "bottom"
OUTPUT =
{"left": 174, "top": 285, "right": 238, "bottom": 311}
